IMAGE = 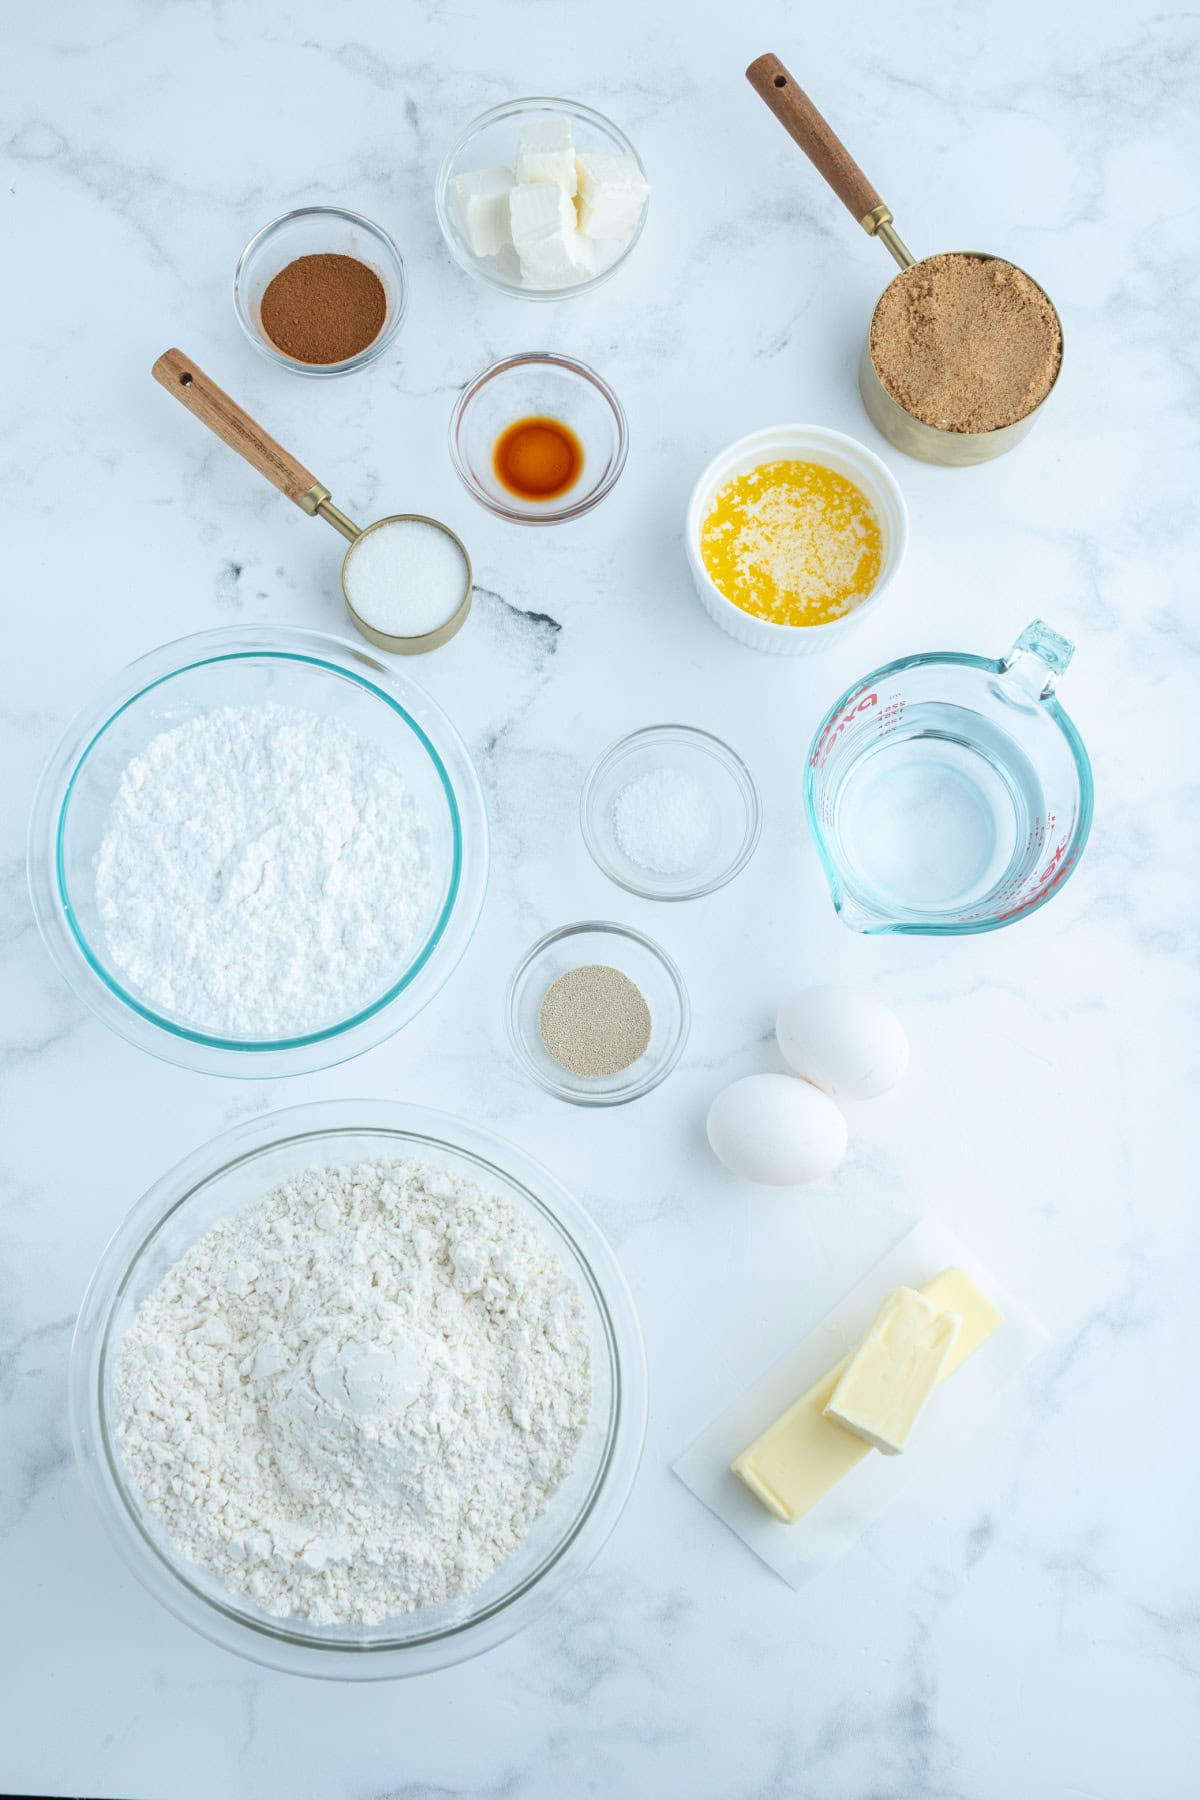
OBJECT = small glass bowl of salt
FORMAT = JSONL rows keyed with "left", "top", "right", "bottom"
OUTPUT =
{"left": 580, "top": 724, "right": 762, "bottom": 901}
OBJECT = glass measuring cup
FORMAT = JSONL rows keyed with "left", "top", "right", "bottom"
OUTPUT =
{"left": 805, "top": 622, "right": 1093, "bottom": 935}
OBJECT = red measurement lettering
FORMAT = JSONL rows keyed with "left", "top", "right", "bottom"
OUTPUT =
{"left": 811, "top": 690, "right": 879, "bottom": 770}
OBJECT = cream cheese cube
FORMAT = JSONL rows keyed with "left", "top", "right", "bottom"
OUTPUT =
{"left": 448, "top": 166, "right": 514, "bottom": 259}
{"left": 515, "top": 117, "right": 577, "bottom": 195}
{"left": 575, "top": 152, "right": 649, "bottom": 240}
{"left": 509, "top": 181, "right": 595, "bottom": 288}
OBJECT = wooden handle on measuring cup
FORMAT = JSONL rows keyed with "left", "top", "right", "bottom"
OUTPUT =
{"left": 746, "top": 54, "right": 887, "bottom": 230}
{"left": 152, "top": 348, "right": 325, "bottom": 510}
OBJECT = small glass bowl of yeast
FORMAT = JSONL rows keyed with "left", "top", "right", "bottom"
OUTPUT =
{"left": 507, "top": 922, "right": 689, "bottom": 1106}
{"left": 450, "top": 353, "right": 628, "bottom": 524}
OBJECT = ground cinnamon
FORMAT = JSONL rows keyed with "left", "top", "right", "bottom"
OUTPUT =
{"left": 259, "top": 253, "right": 387, "bottom": 365}
{"left": 869, "top": 252, "right": 1062, "bottom": 434}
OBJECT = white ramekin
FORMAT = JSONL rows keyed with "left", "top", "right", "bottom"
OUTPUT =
{"left": 684, "top": 425, "right": 908, "bottom": 656}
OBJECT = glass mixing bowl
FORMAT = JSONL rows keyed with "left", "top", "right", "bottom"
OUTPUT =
{"left": 27, "top": 627, "right": 488, "bottom": 1076}
{"left": 69, "top": 1100, "right": 647, "bottom": 1679}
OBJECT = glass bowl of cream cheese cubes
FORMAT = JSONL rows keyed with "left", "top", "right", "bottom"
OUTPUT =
{"left": 436, "top": 97, "right": 649, "bottom": 298}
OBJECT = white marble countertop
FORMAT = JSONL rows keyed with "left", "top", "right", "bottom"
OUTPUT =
{"left": 2, "top": 2, "right": 1195, "bottom": 1795}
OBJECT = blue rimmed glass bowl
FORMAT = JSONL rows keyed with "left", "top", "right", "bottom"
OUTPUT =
{"left": 27, "top": 627, "right": 489, "bottom": 1076}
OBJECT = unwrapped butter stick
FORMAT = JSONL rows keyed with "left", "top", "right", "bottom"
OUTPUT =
{"left": 823, "top": 1286, "right": 960, "bottom": 1454}
{"left": 731, "top": 1268, "right": 1002, "bottom": 1523}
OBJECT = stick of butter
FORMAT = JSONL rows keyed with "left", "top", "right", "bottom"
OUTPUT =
{"left": 730, "top": 1268, "right": 1003, "bottom": 1524}
{"left": 823, "top": 1286, "right": 960, "bottom": 1454}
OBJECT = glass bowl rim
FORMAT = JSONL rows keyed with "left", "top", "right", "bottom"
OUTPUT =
{"left": 433, "top": 94, "right": 649, "bottom": 302}
{"left": 506, "top": 919, "right": 691, "bottom": 1105}
{"left": 580, "top": 723, "right": 764, "bottom": 900}
{"left": 69, "top": 1099, "right": 648, "bottom": 1679}
{"left": 56, "top": 649, "right": 462, "bottom": 1051}
{"left": 27, "top": 625, "right": 489, "bottom": 1074}
{"left": 233, "top": 205, "right": 409, "bottom": 377}
{"left": 448, "top": 351, "right": 629, "bottom": 525}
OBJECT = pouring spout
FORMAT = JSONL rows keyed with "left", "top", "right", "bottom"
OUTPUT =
{"left": 833, "top": 888, "right": 896, "bottom": 935}
{"left": 999, "top": 619, "right": 1075, "bottom": 702}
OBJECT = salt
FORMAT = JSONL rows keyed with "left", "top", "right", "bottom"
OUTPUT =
{"left": 343, "top": 518, "right": 469, "bottom": 639}
{"left": 612, "top": 766, "right": 713, "bottom": 875}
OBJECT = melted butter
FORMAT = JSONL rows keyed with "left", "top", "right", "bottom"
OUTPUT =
{"left": 700, "top": 459, "right": 882, "bottom": 626}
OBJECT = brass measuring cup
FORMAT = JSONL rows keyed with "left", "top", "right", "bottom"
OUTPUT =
{"left": 152, "top": 349, "right": 473, "bottom": 652}
{"left": 745, "top": 55, "right": 1064, "bottom": 467}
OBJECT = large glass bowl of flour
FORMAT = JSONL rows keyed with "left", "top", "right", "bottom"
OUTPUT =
{"left": 70, "top": 1100, "right": 648, "bottom": 1679}
{"left": 27, "top": 626, "right": 488, "bottom": 1076}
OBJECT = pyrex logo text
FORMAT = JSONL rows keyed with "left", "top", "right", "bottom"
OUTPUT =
{"left": 811, "top": 691, "right": 878, "bottom": 770}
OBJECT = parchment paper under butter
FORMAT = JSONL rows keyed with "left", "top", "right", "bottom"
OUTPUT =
{"left": 671, "top": 1218, "right": 1047, "bottom": 1590}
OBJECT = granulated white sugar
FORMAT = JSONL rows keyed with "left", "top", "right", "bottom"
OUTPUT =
{"left": 613, "top": 766, "right": 713, "bottom": 875}
{"left": 343, "top": 519, "right": 469, "bottom": 639}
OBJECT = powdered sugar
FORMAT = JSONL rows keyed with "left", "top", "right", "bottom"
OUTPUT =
{"left": 93, "top": 703, "right": 432, "bottom": 1038}
{"left": 114, "top": 1158, "right": 591, "bottom": 1625}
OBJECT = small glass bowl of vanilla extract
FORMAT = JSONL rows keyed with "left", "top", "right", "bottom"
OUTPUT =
{"left": 449, "top": 352, "right": 628, "bottom": 523}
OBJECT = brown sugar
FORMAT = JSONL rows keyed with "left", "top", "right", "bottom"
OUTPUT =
{"left": 869, "top": 252, "right": 1062, "bottom": 434}
{"left": 259, "top": 253, "right": 387, "bottom": 365}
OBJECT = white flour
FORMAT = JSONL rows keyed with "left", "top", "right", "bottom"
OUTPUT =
{"left": 93, "top": 702, "right": 432, "bottom": 1038}
{"left": 114, "top": 1158, "right": 591, "bottom": 1625}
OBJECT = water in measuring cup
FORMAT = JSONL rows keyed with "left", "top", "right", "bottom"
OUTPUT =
{"left": 832, "top": 704, "right": 1045, "bottom": 916}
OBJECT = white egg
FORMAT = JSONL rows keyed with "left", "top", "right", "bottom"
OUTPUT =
{"left": 706, "top": 1073, "right": 848, "bottom": 1186}
{"left": 776, "top": 986, "right": 909, "bottom": 1101}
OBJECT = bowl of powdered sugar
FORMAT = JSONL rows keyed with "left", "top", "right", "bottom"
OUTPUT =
{"left": 27, "top": 626, "right": 488, "bottom": 1075}
{"left": 70, "top": 1100, "right": 646, "bottom": 1678}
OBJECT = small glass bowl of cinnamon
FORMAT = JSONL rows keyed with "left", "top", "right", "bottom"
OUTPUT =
{"left": 234, "top": 206, "right": 408, "bottom": 377}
